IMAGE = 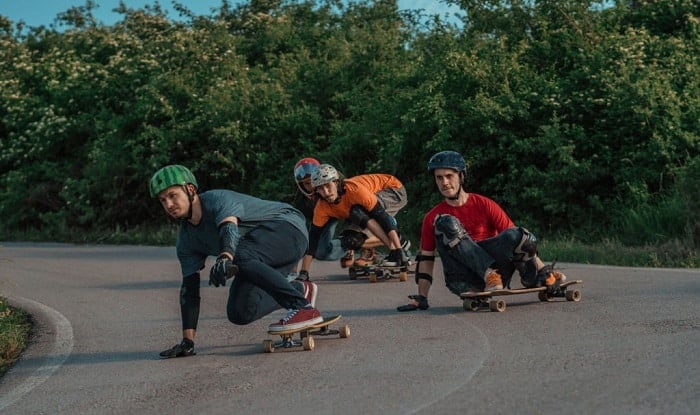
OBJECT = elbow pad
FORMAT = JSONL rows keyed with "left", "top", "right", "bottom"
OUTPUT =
{"left": 218, "top": 221, "right": 240, "bottom": 258}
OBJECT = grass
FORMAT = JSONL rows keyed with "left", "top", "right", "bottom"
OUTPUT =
{"left": 0, "top": 297, "right": 32, "bottom": 377}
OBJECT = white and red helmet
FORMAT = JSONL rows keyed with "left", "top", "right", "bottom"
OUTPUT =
{"left": 293, "top": 157, "right": 320, "bottom": 196}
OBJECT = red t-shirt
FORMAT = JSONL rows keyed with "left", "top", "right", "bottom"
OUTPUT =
{"left": 312, "top": 174, "right": 403, "bottom": 227}
{"left": 420, "top": 193, "right": 515, "bottom": 251}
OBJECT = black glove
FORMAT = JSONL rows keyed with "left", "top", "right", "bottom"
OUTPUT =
{"left": 397, "top": 294, "right": 429, "bottom": 312}
{"left": 296, "top": 270, "right": 310, "bottom": 281}
{"left": 159, "top": 338, "right": 196, "bottom": 358}
{"left": 209, "top": 255, "right": 237, "bottom": 287}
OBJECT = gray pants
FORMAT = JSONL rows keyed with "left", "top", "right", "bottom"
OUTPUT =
{"left": 434, "top": 215, "right": 539, "bottom": 295}
{"left": 227, "top": 220, "right": 309, "bottom": 325}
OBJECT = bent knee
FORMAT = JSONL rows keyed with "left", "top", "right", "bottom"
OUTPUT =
{"left": 227, "top": 310, "right": 255, "bottom": 325}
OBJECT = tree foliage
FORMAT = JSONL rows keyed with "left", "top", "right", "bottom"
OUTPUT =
{"left": 0, "top": 0, "right": 698, "bottom": 246}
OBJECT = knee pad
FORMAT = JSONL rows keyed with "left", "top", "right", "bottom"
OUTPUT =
{"left": 339, "top": 229, "right": 368, "bottom": 250}
{"left": 348, "top": 205, "right": 370, "bottom": 228}
{"left": 513, "top": 227, "right": 538, "bottom": 262}
{"left": 434, "top": 214, "right": 469, "bottom": 249}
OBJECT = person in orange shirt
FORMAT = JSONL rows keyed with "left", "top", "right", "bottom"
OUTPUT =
{"left": 298, "top": 164, "right": 410, "bottom": 277}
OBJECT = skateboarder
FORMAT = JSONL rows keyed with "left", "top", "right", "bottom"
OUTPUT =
{"left": 298, "top": 164, "right": 410, "bottom": 278}
{"left": 150, "top": 165, "right": 323, "bottom": 358}
{"left": 289, "top": 157, "right": 345, "bottom": 281}
{"left": 397, "top": 151, "right": 566, "bottom": 312}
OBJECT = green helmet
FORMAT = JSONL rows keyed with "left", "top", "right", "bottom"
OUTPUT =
{"left": 149, "top": 165, "right": 198, "bottom": 198}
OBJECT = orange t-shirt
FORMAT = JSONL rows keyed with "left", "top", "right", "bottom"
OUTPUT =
{"left": 312, "top": 174, "right": 403, "bottom": 227}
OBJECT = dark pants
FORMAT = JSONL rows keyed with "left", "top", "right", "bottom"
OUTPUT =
{"left": 227, "top": 221, "right": 309, "bottom": 325}
{"left": 434, "top": 215, "right": 537, "bottom": 295}
{"left": 315, "top": 218, "right": 345, "bottom": 261}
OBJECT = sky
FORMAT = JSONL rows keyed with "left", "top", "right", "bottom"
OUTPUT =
{"left": 0, "top": 1, "right": 463, "bottom": 29}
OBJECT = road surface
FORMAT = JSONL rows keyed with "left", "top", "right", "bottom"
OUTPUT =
{"left": 0, "top": 243, "right": 698, "bottom": 414}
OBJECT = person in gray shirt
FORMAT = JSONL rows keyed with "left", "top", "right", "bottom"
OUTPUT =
{"left": 150, "top": 165, "right": 323, "bottom": 358}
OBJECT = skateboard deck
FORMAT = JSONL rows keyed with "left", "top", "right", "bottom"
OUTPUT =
{"left": 460, "top": 279, "right": 583, "bottom": 312}
{"left": 263, "top": 315, "right": 349, "bottom": 353}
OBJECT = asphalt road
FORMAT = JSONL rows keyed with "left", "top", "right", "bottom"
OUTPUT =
{"left": 0, "top": 243, "right": 698, "bottom": 414}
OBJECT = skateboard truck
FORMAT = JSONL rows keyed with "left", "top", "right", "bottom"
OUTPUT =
{"left": 262, "top": 315, "right": 350, "bottom": 353}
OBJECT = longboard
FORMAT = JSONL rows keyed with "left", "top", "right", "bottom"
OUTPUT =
{"left": 460, "top": 279, "right": 583, "bottom": 312}
{"left": 263, "top": 315, "right": 349, "bottom": 353}
{"left": 349, "top": 259, "right": 414, "bottom": 283}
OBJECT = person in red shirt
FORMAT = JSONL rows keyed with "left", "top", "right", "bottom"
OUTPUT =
{"left": 299, "top": 164, "right": 410, "bottom": 277}
{"left": 397, "top": 150, "right": 565, "bottom": 311}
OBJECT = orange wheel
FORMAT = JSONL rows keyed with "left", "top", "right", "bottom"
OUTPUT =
{"left": 399, "top": 272, "right": 407, "bottom": 282}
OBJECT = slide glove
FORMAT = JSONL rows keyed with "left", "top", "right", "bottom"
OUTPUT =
{"left": 397, "top": 294, "right": 429, "bottom": 312}
{"left": 296, "top": 270, "right": 310, "bottom": 281}
{"left": 209, "top": 255, "right": 238, "bottom": 287}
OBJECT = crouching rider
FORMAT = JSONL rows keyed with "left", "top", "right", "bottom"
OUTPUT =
{"left": 397, "top": 151, "right": 565, "bottom": 311}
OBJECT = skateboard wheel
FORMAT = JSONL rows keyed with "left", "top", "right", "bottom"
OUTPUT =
{"left": 262, "top": 339, "right": 275, "bottom": 353}
{"left": 399, "top": 271, "right": 407, "bottom": 282}
{"left": 566, "top": 289, "right": 582, "bottom": 302}
{"left": 302, "top": 336, "right": 315, "bottom": 351}
{"left": 538, "top": 291, "right": 551, "bottom": 302}
{"left": 339, "top": 325, "right": 350, "bottom": 338}
{"left": 369, "top": 273, "right": 378, "bottom": 283}
{"left": 349, "top": 268, "right": 357, "bottom": 280}
{"left": 489, "top": 299, "right": 506, "bottom": 312}
{"left": 463, "top": 299, "right": 480, "bottom": 312}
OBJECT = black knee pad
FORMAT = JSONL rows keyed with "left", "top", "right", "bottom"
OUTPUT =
{"left": 434, "top": 214, "right": 469, "bottom": 249}
{"left": 339, "top": 229, "right": 368, "bottom": 250}
{"left": 513, "top": 227, "right": 538, "bottom": 262}
{"left": 348, "top": 205, "right": 371, "bottom": 228}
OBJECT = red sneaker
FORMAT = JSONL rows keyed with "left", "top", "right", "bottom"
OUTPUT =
{"left": 269, "top": 307, "right": 323, "bottom": 332}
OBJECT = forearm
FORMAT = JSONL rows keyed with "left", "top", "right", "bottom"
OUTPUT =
{"left": 301, "top": 254, "right": 314, "bottom": 272}
{"left": 417, "top": 258, "right": 434, "bottom": 297}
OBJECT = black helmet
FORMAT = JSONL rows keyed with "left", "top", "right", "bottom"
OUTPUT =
{"left": 427, "top": 151, "right": 466, "bottom": 174}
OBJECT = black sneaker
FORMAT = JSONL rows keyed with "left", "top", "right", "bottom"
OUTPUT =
{"left": 159, "top": 338, "right": 196, "bottom": 358}
{"left": 380, "top": 249, "right": 406, "bottom": 267}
